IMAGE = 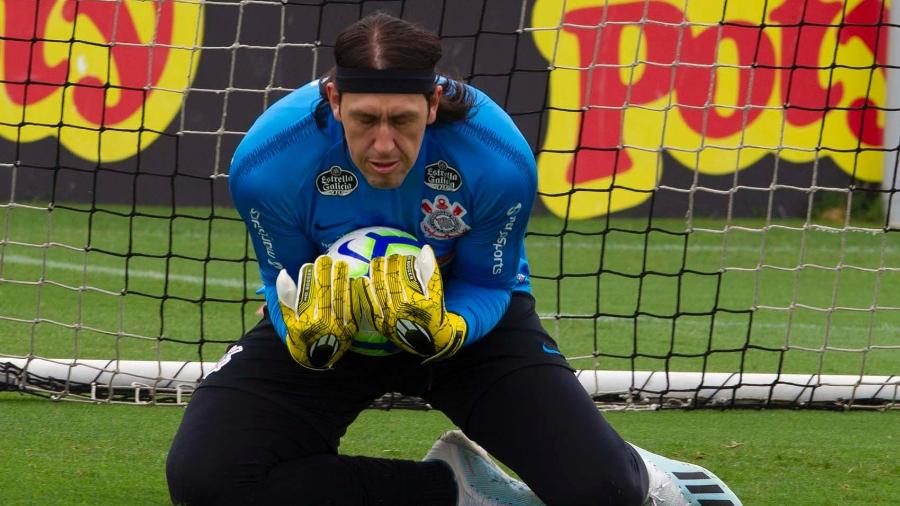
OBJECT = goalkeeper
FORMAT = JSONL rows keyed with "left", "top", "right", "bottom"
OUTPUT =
{"left": 166, "top": 12, "right": 741, "bottom": 506}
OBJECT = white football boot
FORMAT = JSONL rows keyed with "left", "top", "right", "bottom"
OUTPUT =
{"left": 424, "top": 430, "right": 545, "bottom": 506}
{"left": 630, "top": 444, "right": 742, "bottom": 506}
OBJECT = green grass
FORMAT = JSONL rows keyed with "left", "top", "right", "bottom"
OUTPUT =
{"left": 1, "top": 392, "right": 897, "bottom": 505}
{"left": 1, "top": 205, "right": 899, "bottom": 504}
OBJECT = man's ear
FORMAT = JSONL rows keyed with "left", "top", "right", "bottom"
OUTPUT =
{"left": 426, "top": 84, "right": 443, "bottom": 125}
{"left": 326, "top": 81, "right": 341, "bottom": 121}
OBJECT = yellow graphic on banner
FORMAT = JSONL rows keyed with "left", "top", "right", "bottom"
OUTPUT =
{"left": 532, "top": 0, "right": 889, "bottom": 219}
{"left": 0, "top": 0, "right": 203, "bottom": 162}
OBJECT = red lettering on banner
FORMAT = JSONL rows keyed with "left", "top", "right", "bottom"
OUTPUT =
{"left": 841, "top": 0, "right": 889, "bottom": 67}
{"left": 770, "top": 0, "right": 844, "bottom": 127}
{"left": 840, "top": 0, "right": 889, "bottom": 144}
{"left": 677, "top": 23, "right": 776, "bottom": 138}
{"left": 563, "top": 2, "right": 683, "bottom": 185}
{"left": 848, "top": 97, "right": 882, "bottom": 146}
{"left": 559, "top": 0, "right": 887, "bottom": 188}
{"left": 3, "top": 0, "right": 174, "bottom": 126}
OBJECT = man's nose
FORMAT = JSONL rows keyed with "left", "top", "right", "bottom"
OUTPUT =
{"left": 372, "top": 121, "right": 396, "bottom": 152}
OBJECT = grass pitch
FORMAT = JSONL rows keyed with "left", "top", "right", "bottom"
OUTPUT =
{"left": 1, "top": 392, "right": 897, "bottom": 505}
{"left": 1, "top": 205, "right": 898, "bottom": 504}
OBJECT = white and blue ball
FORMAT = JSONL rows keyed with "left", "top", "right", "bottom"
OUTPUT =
{"left": 326, "top": 226, "right": 422, "bottom": 356}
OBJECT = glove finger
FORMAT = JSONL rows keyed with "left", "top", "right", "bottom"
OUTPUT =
{"left": 369, "top": 256, "right": 390, "bottom": 308}
{"left": 419, "top": 244, "right": 445, "bottom": 302}
{"left": 385, "top": 254, "right": 406, "bottom": 306}
{"left": 275, "top": 269, "right": 299, "bottom": 315}
{"left": 414, "top": 244, "right": 438, "bottom": 298}
{"left": 353, "top": 276, "right": 384, "bottom": 331}
{"left": 314, "top": 255, "right": 333, "bottom": 319}
{"left": 332, "top": 259, "right": 353, "bottom": 331}
{"left": 402, "top": 255, "right": 425, "bottom": 296}
{"left": 296, "top": 262, "right": 317, "bottom": 316}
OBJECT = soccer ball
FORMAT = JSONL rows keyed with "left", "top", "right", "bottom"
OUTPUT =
{"left": 326, "top": 226, "right": 423, "bottom": 356}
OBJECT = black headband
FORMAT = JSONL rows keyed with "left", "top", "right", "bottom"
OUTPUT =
{"left": 334, "top": 66, "right": 437, "bottom": 94}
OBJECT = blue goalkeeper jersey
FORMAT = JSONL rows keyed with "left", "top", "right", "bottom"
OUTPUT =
{"left": 229, "top": 80, "right": 536, "bottom": 349}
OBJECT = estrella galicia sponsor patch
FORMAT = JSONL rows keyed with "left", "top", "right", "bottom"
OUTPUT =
{"left": 316, "top": 166, "right": 358, "bottom": 196}
{"left": 421, "top": 195, "right": 471, "bottom": 239}
{"left": 424, "top": 160, "right": 462, "bottom": 192}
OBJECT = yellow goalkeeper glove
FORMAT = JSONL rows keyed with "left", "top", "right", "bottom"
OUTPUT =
{"left": 276, "top": 255, "right": 357, "bottom": 370}
{"left": 354, "top": 245, "right": 466, "bottom": 363}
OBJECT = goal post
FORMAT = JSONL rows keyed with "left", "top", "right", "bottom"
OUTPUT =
{"left": 886, "top": 0, "right": 900, "bottom": 228}
{"left": 1, "top": 0, "right": 898, "bottom": 409}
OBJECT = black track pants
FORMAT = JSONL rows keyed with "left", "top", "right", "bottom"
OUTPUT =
{"left": 166, "top": 293, "right": 648, "bottom": 505}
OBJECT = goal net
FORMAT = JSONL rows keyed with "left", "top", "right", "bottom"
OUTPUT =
{"left": 1, "top": 0, "right": 898, "bottom": 409}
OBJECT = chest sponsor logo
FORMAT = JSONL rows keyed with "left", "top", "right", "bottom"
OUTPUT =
{"left": 421, "top": 195, "right": 471, "bottom": 240}
{"left": 424, "top": 160, "right": 462, "bottom": 192}
{"left": 316, "top": 166, "right": 358, "bottom": 196}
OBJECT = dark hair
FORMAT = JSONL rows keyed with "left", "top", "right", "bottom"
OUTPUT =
{"left": 317, "top": 12, "right": 474, "bottom": 124}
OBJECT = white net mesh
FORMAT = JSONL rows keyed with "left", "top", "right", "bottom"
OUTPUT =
{"left": 0, "top": 0, "right": 897, "bottom": 408}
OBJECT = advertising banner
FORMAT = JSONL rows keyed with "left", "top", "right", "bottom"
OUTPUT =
{"left": 0, "top": 0, "right": 892, "bottom": 219}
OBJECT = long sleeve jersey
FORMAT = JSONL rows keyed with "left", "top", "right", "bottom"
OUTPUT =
{"left": 228, "top": 80, "right": 536, "bottom": 349}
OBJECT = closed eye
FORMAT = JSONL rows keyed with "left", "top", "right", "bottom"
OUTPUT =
{"left": 353, "top": 114, "right": 378, "bottom": 126}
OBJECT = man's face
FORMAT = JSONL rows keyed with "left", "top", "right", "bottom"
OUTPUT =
{"left": 327, "top": 82, "right": 442, "bottom": 189}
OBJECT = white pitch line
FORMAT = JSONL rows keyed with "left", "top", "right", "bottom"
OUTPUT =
{"left": 1, "top": 254, "right": 248, "bottom": 289}
{"left": 526, "top": 239, "right": 900, "bottom": 255}
{"left": 4, "top": 239, "right": 897, "bottom": 291}
{"left": 538, "top": 314, "right": 899, "bottom": 334}
{"left": 3, "top": 254, "right": 895, "bottom": 335}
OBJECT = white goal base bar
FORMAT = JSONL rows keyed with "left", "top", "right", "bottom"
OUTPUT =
{"left": 575, "top": 369, "right": 898, "bottom": 409}
{"left": 2, "top": 357, "right": 896, "bottom": 409}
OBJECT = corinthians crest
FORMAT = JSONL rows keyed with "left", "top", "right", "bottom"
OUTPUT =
{"left": 316, "top": 166, "right": 358, "bottom": 196}
{"left": 421, "top": 195, "right": 470, "bottom": 239}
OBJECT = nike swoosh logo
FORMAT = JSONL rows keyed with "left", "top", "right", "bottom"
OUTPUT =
{"left": 542, "top": 343, "right": 562, "bottom": 355}
{"left": 312, "top": 219, "right": 354, "bottom": 231}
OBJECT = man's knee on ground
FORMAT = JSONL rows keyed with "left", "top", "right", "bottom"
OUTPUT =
{"left": 166, "top": 442, "right": 268, "bottom": 505}
{"left": 167, "top": 445, "right": 222, "bottom": 504}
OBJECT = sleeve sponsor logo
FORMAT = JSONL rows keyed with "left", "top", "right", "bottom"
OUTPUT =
{"left": 249, "top": 208, "right": 283, "bottom": 269}
{"left": 424, "top": 160, "right": 463, "bottom": 191}
{"left": 491, "top": 203, "right": 523, "bottom": 275}
{"left": 421, "top": 195, "right": 471, "bottom": 239}
{"left": 531, "top": 0, "right": 890, "bottom": 219}
{"left": 316, "top": 166, "right": 358, "bottom": 196}
{"left": 210, "top": 345, "right": 243, "bottom": 375}
{"left": 0, "top": 0, "right": 204, "bottom": 163}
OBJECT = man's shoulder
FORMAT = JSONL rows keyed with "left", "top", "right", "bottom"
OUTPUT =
{"left": 229, "top": 82, "right": 335, "bottom": 188}
{"left": 435, "top": 89, "right": 533, "bottom": 169}
{"left": 429, "top": 95, "right": 535, "bottom": 190}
